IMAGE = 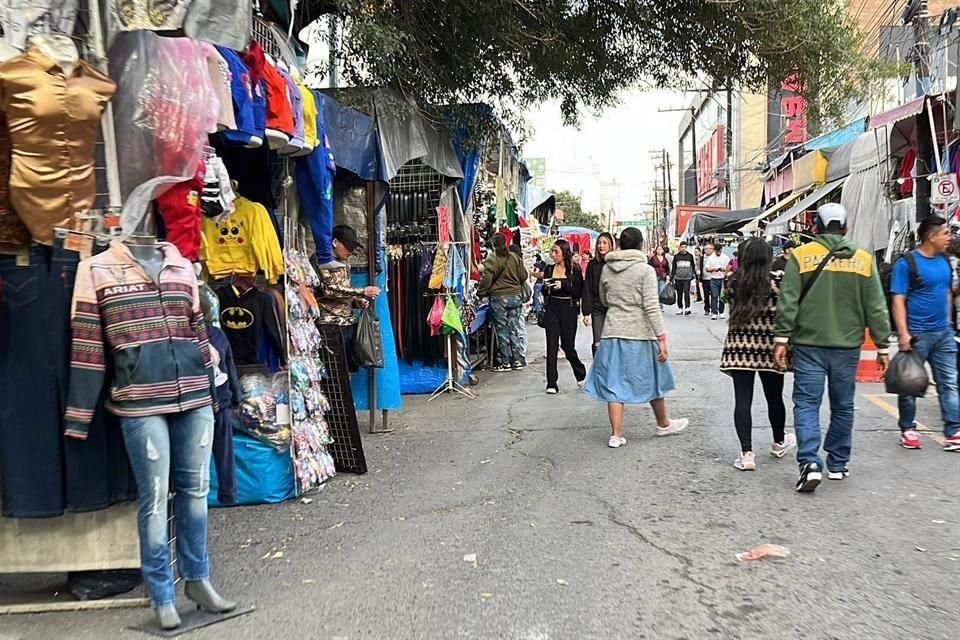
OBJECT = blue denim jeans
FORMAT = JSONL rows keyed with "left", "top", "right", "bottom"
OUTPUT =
{"left": 532, "top": 281, "right": 544, "bottom": 316}
{"left": 490, "top": 294, "right": 525, "bottom": 366}
{"left": 897, "top": 329, "right": 960, "bottom": 437}
{"left": 792, "top": 346, "right": 860, "bottom": 472}
{"left": 709, "top": 278, "right": 725, "bottom": 315}
{"left": 121, "top": 407, "right": 215, "bottom": 607}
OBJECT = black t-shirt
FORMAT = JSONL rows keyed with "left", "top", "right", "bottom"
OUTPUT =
{"left": 216, "top": 285, "right": 285, "bottom": 366}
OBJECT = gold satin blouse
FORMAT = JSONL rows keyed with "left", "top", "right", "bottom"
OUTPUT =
{"left": 0, "top": 48, "right": 116, "bottom": 245}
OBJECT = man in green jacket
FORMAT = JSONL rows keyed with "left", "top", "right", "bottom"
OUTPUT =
{"left": 773, "top": 203, "right": 891, "bottom": 493}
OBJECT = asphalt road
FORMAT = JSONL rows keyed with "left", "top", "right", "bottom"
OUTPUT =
{"left": 2, "top": 312, "right": 959, "bottom": 640}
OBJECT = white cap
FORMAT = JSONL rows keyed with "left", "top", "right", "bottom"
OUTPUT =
{"left": 817, "top": 202, "right": 847, "bottom": 226}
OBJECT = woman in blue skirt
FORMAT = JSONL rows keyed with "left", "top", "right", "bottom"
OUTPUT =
{"left": 584, "top": 227, "right": 688, "bottom": 448}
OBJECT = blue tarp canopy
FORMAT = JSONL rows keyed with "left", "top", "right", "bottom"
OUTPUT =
{"left": 804, "top": 118, "right": 868, "bottom": 151}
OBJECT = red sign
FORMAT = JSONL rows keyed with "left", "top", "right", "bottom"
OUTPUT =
{"left": 780, "top": 76, "right": 808, "bottom": 146}
{"left": 697, "top": 126, "right": 726, "bottom": 198}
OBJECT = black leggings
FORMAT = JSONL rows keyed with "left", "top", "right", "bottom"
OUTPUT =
{"left": 730, "top": 371, "right": 786, "bottom": 451}
{"left": 675, "top": 280, "right": 691, "bottom": 310}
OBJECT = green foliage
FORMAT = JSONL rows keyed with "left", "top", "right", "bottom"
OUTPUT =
{"left": 319, "top": 0, "right": 870, "bottom": 128}
{"left": 554, "top": 190, "right": 603, "bottom": 232}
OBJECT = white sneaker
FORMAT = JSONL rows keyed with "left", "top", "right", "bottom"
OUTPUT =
{"left": 608, "top": 436, "right": 626, "bottom": 448}
{"left": 771, "top": 433, "right": 797, "bottom": 458}
{"left": 546, "top": 387, "right": 558, "bottom": 395}
{"left": 675, "top": 310, "right": 684, "bottom": 315}
{"left": 827, "top": 469, "right": 850, "bottom": 481}
{"left": 577, "top": 379, "right": 587, "bottom": 389}
{"left": 711, "top": 314, "right": 719, "bottom": 320}
{"left": 733, "top": 451, "right": 756, "bottom": 471}
{"left": 719, "top": 313, "right": 726, "bottom": 320}
{"left": 656, "top": 418, "right": 688, "bottom": 436}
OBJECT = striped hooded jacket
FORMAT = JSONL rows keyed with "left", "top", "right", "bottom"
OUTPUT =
{"left": 64, "top": 241, "right": 216, "bottom": 439}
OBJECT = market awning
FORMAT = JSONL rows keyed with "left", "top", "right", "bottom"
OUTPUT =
{"left": 740, "top": 191, "right": 806, "bottom": 234}
{"left": 868, "top": 97, "right": 925, "bottom": 129}
{"left": 804, "top": 118, "right": 868, "bottom": 151}
{"left": 793, "top": 150, "right": 829, "bottom": 192}
{"left": 825, "top": 140, "right": 854, "bottom": 182}
{"left": 765, "top": 177, "right": 848, "bottom": 236}
{"left": 681, "top": 208, "right": 762, "bottom": 240}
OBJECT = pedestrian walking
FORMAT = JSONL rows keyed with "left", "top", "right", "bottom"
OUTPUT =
{"left": 771, "top": 240, "right": 796, "bottom": 272}
{"left": 700, "top": 244, "right": 713, "bottom": 314}
{"left": 693, "top": 246, "right": 704, "bottom": 303}
{"left": 720, "top": 238, "right": 796, "bottom": 470}
{"left": 583, "top": 227, "right": 688, "bottom": 448}
{"left": 648, "top": 246, "right": 670, "bottom": 309}
{"left": 582, "top": 232, "right": 614, "bottom": 355}
{"left": 542, "top": 239, "right": 587, "bottom": 393}
{"left": 478, "top": 232, "right": 528, "bottom": 372}
{"left": 890, "top": 215, "right": 960, "bottom": 452}
{"left": 704, "top": 243, "right": 729, "bottom": 320}
{"left": 774, "top": 203, "right": 891, "bottom": 492}
{"left": 671, "top": 242, "right": 696, "bottom": 315}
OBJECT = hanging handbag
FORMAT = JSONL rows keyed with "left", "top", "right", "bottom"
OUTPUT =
{"left": 354, "top": 307, "right": 385, "bottom": 368}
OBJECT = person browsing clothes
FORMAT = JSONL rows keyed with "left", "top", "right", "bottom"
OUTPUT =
{"left": 478, "top": 232, "right": 529, "bottom": 372}
{"left": 314, "top": 225, "right": 380, "bottom": 371}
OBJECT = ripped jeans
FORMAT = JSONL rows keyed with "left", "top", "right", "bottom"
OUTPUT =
{"left": 121, "top": 407, "right": 215, "bottom": 607}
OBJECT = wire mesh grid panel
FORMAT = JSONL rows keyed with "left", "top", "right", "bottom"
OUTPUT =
{"left": 318, "top": 327, "right": 368, "bottom": 474}
{"left": 386, "top": 160, "right": 445, "bottom": 242}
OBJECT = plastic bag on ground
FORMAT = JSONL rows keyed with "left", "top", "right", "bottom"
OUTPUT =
{"left": 736, "top": 544, "right": 791, "bottom": 562}
{"left": 885, "top": 350, "right": 929, "bottom": 397}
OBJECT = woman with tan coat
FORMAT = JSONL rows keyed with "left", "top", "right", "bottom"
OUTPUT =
{"left": 583, "top": 227, "right": 688, "bottom": 448}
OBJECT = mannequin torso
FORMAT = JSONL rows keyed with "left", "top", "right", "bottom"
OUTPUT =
{"left": 29, "top": 34, "right": 79, "bottom": 75}
{"left": 126, "top": 240, "right": 165, "bottom": 284}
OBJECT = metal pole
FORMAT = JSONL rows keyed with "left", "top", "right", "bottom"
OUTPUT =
{"left": 914, "top": 0, "right": 931, "bottom": 222}
{"left": 690, "top": 108, "right": 698, "bottom": 204}
{"left": 328, "top": 16, "right": 339, "bottom": 88}
{"left": 725, "top": 83, "right": 733, "bottom": 209}
{"left": 365, "top": 182, "right": 379, "bottom": 433}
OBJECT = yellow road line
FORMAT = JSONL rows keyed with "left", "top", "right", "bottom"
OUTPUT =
{"left": 861, "top": 394, "right": 947, "bottom": 446}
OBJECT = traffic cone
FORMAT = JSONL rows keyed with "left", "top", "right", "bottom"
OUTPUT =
{"left": 856, "top": 329, "right": 884, "bottom": 383}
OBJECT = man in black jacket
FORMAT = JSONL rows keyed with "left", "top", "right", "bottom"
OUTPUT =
{"left": 671, "top": 242, "right": 697, "bottom": 315}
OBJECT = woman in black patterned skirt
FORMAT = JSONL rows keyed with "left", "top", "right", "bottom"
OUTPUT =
{"left": 720, "top": 237, "right": 796, "bottom": 471}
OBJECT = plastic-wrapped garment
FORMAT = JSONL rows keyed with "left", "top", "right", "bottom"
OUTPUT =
{"left": 109, "top": 0, "right": 191, "bottom": 33}
{"left": 182, "top": 0, "right": 252, "bottom": 52}
{"left": 108, "top": 32, "right": 218, "bottom": 238}
{"left": 0, "top": 1, "right": 77, "bottom": 51}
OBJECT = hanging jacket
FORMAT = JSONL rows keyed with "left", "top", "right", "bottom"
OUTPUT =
{"left": 64, "top": 241, "right": 216, "bottom": 439}
{"left": 201, "top": 196, "right": 284, "bottom": 282}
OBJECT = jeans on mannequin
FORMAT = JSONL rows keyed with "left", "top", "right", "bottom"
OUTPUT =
{"left": 121, "top": 407, "right": 215, "bottom": 608}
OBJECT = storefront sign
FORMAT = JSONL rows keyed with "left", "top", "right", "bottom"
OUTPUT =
{"left": 931, "top": 174, "right": 959, "bottom": 204}
{"left": 780, "top": 77, "right": 808, "bottom": 146}
{"left": 697, "top": 126, "right": 725, "bottom": 198}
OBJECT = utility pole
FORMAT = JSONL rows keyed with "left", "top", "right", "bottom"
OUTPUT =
{"left": 910, "top": 0, "right": 931, "bottom": 221}
{"left": 659, "top": 106, "right": 697, "bottom": 204}
{"left": 725, "top": 81, "right": 734, "bottom": 209}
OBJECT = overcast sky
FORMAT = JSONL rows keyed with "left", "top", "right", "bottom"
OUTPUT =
{"left": 523, "top": 89, "right": 687, "bottom": 218}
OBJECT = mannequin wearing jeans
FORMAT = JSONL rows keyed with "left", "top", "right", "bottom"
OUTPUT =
{"left": 65, "top": 240, "right": 236, "bottom": 629}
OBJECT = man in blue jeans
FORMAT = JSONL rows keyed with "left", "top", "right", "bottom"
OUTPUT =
{"left": 774, "top": 203, "right": 891, "bottom": 493}
{"left": 890, "top": 214, "right": 960, "bottom": 452}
